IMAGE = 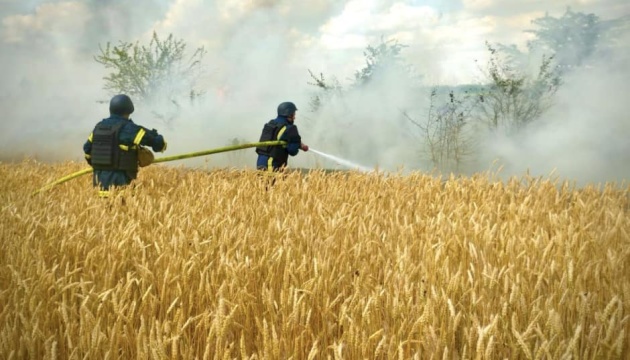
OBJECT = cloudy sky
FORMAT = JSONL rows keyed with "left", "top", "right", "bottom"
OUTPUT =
{"left": 2, "top": 0, "right": 627, "bottom": 82}
{"left": 1, "top": 0, "right": 629, "bottom": 183}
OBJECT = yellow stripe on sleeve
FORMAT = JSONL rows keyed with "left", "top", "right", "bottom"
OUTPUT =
{"left": 133, "top": 128, "right": 146, "bottom": 145}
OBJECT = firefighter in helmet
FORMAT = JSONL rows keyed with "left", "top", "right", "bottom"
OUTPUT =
{"left": 255, "top": 101, "right": 308, "bottom": 172}
{"left": 83, "top": 94, "right": 167, "bottom": 196}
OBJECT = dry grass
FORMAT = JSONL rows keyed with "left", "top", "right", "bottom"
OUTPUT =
{"left": 1, "top": 159, "right": 629, "bottom": 359}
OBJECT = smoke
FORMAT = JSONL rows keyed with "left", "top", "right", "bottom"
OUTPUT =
{"left": 0, "top": 0, "right": 628, "bottom": 185}
{"left": 477, "top": 48, "right": 630, "bottom": 185}
{"left": 474, "top": 12, "right": 630, "bottom": 185}
{"left": 0, "top": 1, "right": 171, "bottom": 162}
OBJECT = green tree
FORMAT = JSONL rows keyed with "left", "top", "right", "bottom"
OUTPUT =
{"left": 476, "top": 42, "right": 561, "bottom": 132}
{"left": 525, "top": 8, "right": 629, "bottom": 72}
{"left": 95, "top": 31, "right": 206, "bottom": 126}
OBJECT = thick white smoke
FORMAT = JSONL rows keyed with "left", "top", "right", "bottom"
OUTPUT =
{"left": 0, "top": 0, "right": 628, "bottom": 185}
{"left": 477, "top": 53, "right": 630, "bottom": 185}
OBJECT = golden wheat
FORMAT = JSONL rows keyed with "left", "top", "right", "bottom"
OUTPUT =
{"left": 0, "top": 159, "right": 629, "bottom": 359}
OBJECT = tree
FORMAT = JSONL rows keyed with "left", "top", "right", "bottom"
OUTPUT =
{"left": 307, "top": 37, "right": 417, "bottom": 111}
{"left": 95, "top": 31, "right": 206, "bottom": 127}
{"left": 353, "top": 37, "right": 413, "bottom": 86}
{"left": 525, "top": 8, "right": 629, "bottom": 72}
{"left": 306, "top": 70, "right": 343, "bottom": 112}
{"left": 476, "top": 42, "right": 561, "bottom": 132}
{"left": 403, "top": 88, "right": 479, "bottom": 172}
{"left": 304, "top": 37, "right": 423, "bottom": 165}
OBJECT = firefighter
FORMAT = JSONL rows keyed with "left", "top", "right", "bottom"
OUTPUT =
{"left": 83, "top": 94, "right": 167, "bottom": 196}
{"left": 255, "top": 101, "right": 308, "bottom": 172}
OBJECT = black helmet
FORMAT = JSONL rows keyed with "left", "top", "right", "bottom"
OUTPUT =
{"left": 277, "top": 102, "right": 297, "bottom": 117}
{"left": 109, "top": 94, "right": 134, "bottom": 115}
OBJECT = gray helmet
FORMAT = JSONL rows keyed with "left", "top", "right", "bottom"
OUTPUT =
{"left": 109, "top": 94, "right": 135, "bottom": 115}
{"left": 277, "top": 102, "right": 297, "bottom": 117}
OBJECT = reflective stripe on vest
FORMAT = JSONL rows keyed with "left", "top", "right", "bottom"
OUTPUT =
{"left": 276, "top": 126, "right": 287, "bottom": 145}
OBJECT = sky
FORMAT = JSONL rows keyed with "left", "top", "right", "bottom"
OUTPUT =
{"left": 0, "top": 0, "right": 629, "bottom": 185}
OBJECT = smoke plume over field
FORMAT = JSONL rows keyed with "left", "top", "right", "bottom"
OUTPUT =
{"left": 0, "top": 0, "right": 628, "bottom": 184}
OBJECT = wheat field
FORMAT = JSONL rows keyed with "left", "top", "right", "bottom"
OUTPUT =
{"left": 1, "top": 159, "right": 629, "bottom": 359}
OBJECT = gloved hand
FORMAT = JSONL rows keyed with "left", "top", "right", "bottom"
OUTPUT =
{"left": 151, "top": 135, "right": 167, "bottom": 153}
{"left": 300, "top": 143, "right": 309, "bottom": 152}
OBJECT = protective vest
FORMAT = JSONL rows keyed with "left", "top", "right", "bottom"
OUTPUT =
{"left": 255, "top": 120, "right": 285, "bottom": 155}
{"left": 269, "top": 125, "right": 300, "bottom": 167}
{"left": 90, "top": 121, "right": 138, "bottom": 172}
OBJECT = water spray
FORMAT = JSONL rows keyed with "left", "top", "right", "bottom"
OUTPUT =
{"left": 309, "top": 148, "right": 373, "bottom": 172}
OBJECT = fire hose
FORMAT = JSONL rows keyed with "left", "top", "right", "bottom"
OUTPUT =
{"left": 32, "top": 140, "right": 286, "bottom": 195}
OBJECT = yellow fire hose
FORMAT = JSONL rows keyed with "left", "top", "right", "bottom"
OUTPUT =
{"left": 32, "top": 140, "right": 286, "bottom": 195}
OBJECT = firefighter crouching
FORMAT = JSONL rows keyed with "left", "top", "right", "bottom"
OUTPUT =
{"left": 83, "top": 94, "right": 167, "bottom": 197}
{"left": 255, "top": 101, "right": 308, "bottom": 172}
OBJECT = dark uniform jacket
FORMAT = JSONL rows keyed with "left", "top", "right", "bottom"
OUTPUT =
{"left": 256, "top": 116, "right": 302, "bottom": 171}
{"left": 83, "top": 115, "right": 166, "bottom": 191}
